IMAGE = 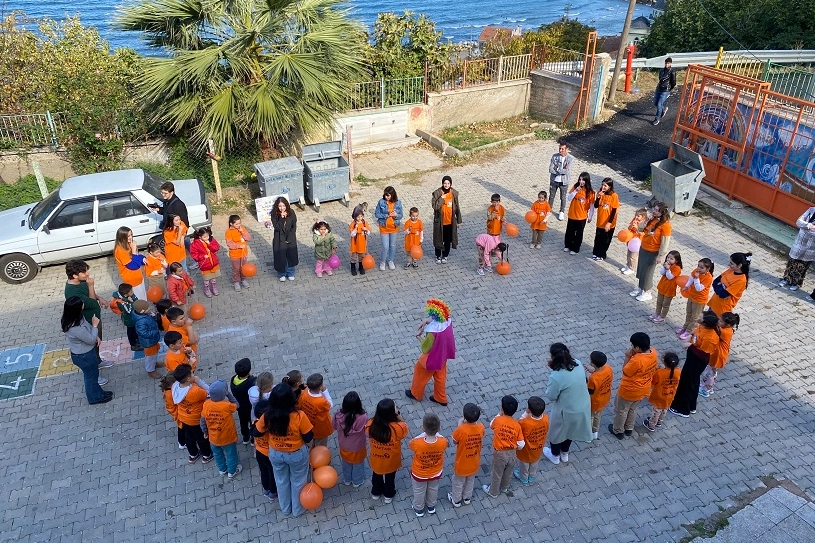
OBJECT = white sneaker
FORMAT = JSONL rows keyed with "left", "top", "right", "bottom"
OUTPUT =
{"left": 388, "top": 261, "right": 395, "bottom": 270}
{"left": 558, "top": 212, "right": 565, "bottom": 221}
{"left": 629, "top": 288, "right": 641, "bottom": 297}
{"left": 535, "top": 244, "right": 541, "bottom": 249}
{"left": 530, "top": 244, "right": 535, "bottom": 249}
{"left": 97, "top": 376, "right": 108, "bottom": 386}
{"left": 560, "top": 452, "right": 569, "bottom": 463}
{"left": 623, "top": 268, "right": 634, "bottom": 275}
{"left": 592, "top": 432, "right": 599, "bottom": 440}
{"left": 778, "top": 279, "right": 788, "bottom": 287}
{"left": 383, "top": 497, "right": 392, "bottom": 504}
{"left": 477, "top": 268, "right": 485, "bottom": 276}
{"left": 287, "top": 276, "right": 294, "bottom": 281}
{"left": 278, "top": 276, "right": 287, "bottom": 282}
{"left": 636, "top": 292, "right": 653, "bottom": 302}
{"left": 542, "top": 446, "right": 560, "bottom": 465}
{"left": 379, "top": 262, "right": 386, "bottom": 271}
{"left": 569, "top": 251, "right": 578, "bottom": 255}
{"left": 441, "top": 257, "right": 447, "bottom": 264}
{"left": 563, "top": 247, "right": 570, "bottom": 252}
{"left": 620, "top": 266, "right": 629, "bottom": 272}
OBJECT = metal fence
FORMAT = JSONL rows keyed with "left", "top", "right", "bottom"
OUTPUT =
{"left": 530, "top": 44, "right": 587, "bottom": 77}
{"left": 0, "top": 111, "right": 65, "bottom": 148}
{"left": 715, "top": 50, "right": 815, "bottom": 101}
{"left": 348, "top": 77, "right": 425, "bottom": 110}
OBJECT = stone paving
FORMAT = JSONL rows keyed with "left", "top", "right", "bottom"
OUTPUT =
{"left": 1, "top": 139, "right": 814, "bottom": 543}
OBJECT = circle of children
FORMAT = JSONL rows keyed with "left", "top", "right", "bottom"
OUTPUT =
{"left": 99, "top": 173, "right": 753, "bottom": 518}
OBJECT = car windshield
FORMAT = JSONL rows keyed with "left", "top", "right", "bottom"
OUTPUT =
{"left": 142, "top": 170, "right": 168, "bottom": 200}
{"left": 29, "top": 190, "right": 62, "bottom": 230}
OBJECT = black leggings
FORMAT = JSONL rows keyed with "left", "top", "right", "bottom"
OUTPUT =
{"left": 435, "top": 225, "right": 453, "bottom": 258}
{"left": 550, "top": 440, "right": 572, "bottom": 455}
{"left": 671, "top": 346, "right": 710, "bottom": 415}
{"left": 564, "top": 219, "right": 587, "bottom": 253}
{"left": 255, "top": 450, "right": 278, "bottom": 493}
{"left": 371, "top": 471, "right": 396, "bottom": 498}
{"left": 592, "top": 227, "right": 616, "bottom": 259}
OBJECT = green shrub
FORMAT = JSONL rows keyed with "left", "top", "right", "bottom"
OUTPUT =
{"left": 0, "top": 174, "right": 61, "bottom": 211}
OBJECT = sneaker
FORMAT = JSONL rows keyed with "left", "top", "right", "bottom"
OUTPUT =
{"left": 264, "top": 490, "right": 277, "bottom": 501}
{"left": 383, "top": 497, "right": 393, "bottom": 504}
{"left": 233, "top": 282, "right": 242, "bottom": 291}
{"left": 647, "top": 314, "right": 658, "bottom": 321}
{"left": 90, "top": 391, "right": 114, "bottom": 404}
{"left": 371, "top": 494, "right": 381, "bottom": 501}
{"left": 326, "top": 270, "right": 333, "bottom": 276}
{"left": 441, "top": 257, "right": 447, "bottom": 264}
{"left": 530, "top": 244, "right": 535, "bottom": 249}
{"left": 662, "top": 106, "right": 669, "bottom": 118}
{"left": 241, "top": 279, "right": 250, "bottom": 288}
{"left": 317, "top": 272, "right": 323, "bottom": 278}
{"left": 188, "top": 454, "right": 201, "bottom": 464}
{"left": 477, "top": 267, "right": 485, "bottom": 276}
{"left": 98, "top": 359, "right": 114, "bottom": 369}
{"left": 353, "top": 483, "right": 363, "bottom": 488}
{"left": 595, "top": 257, "right": 604, "bottom": 262}
{"left": 778, "top": 279, "right": 789, "bottom": 287}
{"left": 218, "top": 470, "right": 227, "bottom": 476}
{"left": 228, "top": 464, "right": 243, "bottom": 479}
{"left": 485, "top": 266, "right": 493, "bottom": 273}
{"left": 620, "top": 266, "right": 629, "bottom": 272}
{"left": 629, "top": 288, "right": 641, "bottom": 297}
{"left": 589, "top": 255, "right": 598, "bottom": 261}
{"left": 481, "top": 485, "right": 498, "bottom": 498}
{"left": 278, "top": 276, "right": 286, "bottom": 282}
{"left": 806, "top": 295, "right": 814, "bottom": 302}
{"left": 178, "top": 443, "right": 187, "bottom": 450}
{"left": 447, "top": 492, "right": 461, "bottom": 508}
{"left": 669, "top": 407, "right": 689, "bottom": 418}
{"left": 379, "top": 262, "right": 386, "bottom": 271}
{"left": 513, "top": 469, "right": 528, "bottom": 484}
{"left": 698, "top": 389, "right": 710, "bottom": 398}
{"left": 643, "top": 418, "right": 656, "bottom": 432}
{"left": 404, "top": 262, "right": 412, "bottom": 269}
{"left": 563, "top": 247, "right": 570, "bottom": 252}
{"left": 414, "top": 507, "right": 424, "bottom": 517}
{"left": 388, "top": 261, "right": 395, "bottom": 270}
{"left": 97, "top": 376, "right": 109, "bottom": 386}
{"left": 592, "top": 431, "right": 599, "bottom": 440}
{"left": 789, "top": 285, "right": 799, "bottom": 291}
{"left": 242, "top": 439, "right": 250, "bottom": 446}
{"left": 652, "top": 316, "right": 666, "bottom": 323}
{"left": 343, "top": 480, "right": 352, "bottom": 486}
{"left": 286, "top": 276, "right": 294, "bottom": 281}
{"left": 608, "top": 424, "right": 625, "bottom": 440}
{"left": 412, "top": 262, "right": 419, "bottom": 268}
{"left": 436, "top": 258, "right": 441, "bottom": 265}
{"left": 624, "top": 430, "right": 633, "bottom": 436}
{"left": 652, "top": 119, "right": 660, "bottom": 126}
{"left": 201, "top": 455, "right": 214, "bottom": 464}
{"left": 675, "top": 327, "right": 686, "bottom": 335}
{"left": 569, "top": 251, "right": 578, "bottom": 255}
{"left": 560, "top": 452, "right": 569, "bottom": 463}
{"left": 679, "top": 331, "right": 692, "bottom": 341}
{"left": 463, "top": 498, "right": 471, "bottom": 505}
{"left": 558, "top": 212, "right": 565, "bottom": 221}
{"left": 427, "top": 505, "right": 436, "bottom": 514}
{"left": 542, "top": 446, "right": 560, "bottom": 464}
{"left": 535, "top": 244, "right": 541, "bottom": 249}
{"left": 690, "top": 409, "right": 697, "bottom": 414}
{"left": 622, "top": 268, "right": 634, "bottom": 275}
{"left": 636, "top": 292, "right": 653, "bottom": 302}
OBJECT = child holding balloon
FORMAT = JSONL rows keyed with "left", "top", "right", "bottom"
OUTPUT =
{"left": 619, "top": 208, "right": 648, "bottom": 275}
{"left": 677, "top": 258, "right": 714, "bottom": 340}
{"left": 650, "top": 251, "right": 683, "bottom": 323}
{"left": 334, "top": 391, "right": 369, "bottom": 487}
{"left": 403, "top": 207, "right": 424, "bottom": 268}
{"left": 528, "top": 191, "right": 551, "bottom": 249}
{"left": 189, "top": 227, "right": 222, "bottom": 297}
{"left": 224, "top": 214, "right": 252, "bottom": 292}
{"left": 312, "top": 220, "right": 338, "bottom": 278}
{"left": 349, "top": 205, "right": 371, "bottom": 276}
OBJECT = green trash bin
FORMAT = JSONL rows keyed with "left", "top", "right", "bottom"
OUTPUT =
{"left": 650, "top": 143, "right": 706, "bottom": 215}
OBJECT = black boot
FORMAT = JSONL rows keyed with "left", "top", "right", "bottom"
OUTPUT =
{"left": 358, "top": 263, "right": 366, "bottom": 275}
{"left": 350, "top": 263, "right": 358, "bottom": 276}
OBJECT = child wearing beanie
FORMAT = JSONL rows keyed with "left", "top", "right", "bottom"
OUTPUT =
{"left": 132, "top": 300, "right": 162, "bottom": 379}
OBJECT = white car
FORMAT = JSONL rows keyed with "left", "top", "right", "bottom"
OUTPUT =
{"left": 0, "top": 169, "right": 211, "bottom": 284}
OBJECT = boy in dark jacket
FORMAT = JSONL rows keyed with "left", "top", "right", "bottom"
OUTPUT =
{"left": 133, "top": 300, "right": 163, "bottom": 379}
{"left": 230, "top": 358, "right": 257, "bottom": 445}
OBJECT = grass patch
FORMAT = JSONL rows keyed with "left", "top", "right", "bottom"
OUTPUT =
{"left": 440, "top": 116, "right": 544, "bottom": 151}
{"left": 0, "top": 174, "right": 61, "bottom": 211}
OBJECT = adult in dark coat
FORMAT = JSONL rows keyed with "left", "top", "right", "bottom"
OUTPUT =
{"left": 431, "top": 176, "right": 463, "bottom": 264}
{"left": 270, "top": 196, "right": 298, "bottom": 281}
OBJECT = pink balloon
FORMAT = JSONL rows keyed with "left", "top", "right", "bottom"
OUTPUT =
{"left": 328, "top": 254, "right": 341, "bottom": 269}
{"left": 627, "top": 237, "right": 641, "bottom": 253}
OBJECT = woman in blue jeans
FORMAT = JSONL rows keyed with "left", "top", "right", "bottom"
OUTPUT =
{"left": 62, "top": 297, "right": 113, "bottom": 405}
{"left": 374, "top": 186, "right": 404, "bottom": 270}
{"left": 257, "top": 383, "right": 314, "bottom": 516}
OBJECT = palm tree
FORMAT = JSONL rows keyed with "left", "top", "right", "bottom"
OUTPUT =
{"left": 116, "top": 0, "right": 368, "bottom": 156}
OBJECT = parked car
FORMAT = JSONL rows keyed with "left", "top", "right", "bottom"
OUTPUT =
{"left": 0, "top": 169, "right": 211, "bottom": 284}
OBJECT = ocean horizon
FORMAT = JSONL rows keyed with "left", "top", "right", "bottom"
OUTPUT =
{"left": 8, "top": 0, "right": 654, "bottom": 54}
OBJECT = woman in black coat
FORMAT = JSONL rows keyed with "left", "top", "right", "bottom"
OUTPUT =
{"left": 270, "top": 197, "right": 298, "bottom": 281}
{"left": 431, "top": 175, "right": 463, "bottom": 264}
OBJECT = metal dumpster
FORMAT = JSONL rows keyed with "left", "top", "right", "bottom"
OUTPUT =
{"left": 650, "top": 142, "right": 706, "bottom": 215}
{"left": 302, "top": 141, "right": 350, "bottom": 210}
{"left": 254, "top": 157, "right": 304, "bottom": 206}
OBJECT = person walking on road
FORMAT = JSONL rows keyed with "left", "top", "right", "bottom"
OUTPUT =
{"left": 548, "top": 143, "right": 574, "bottom": 221}
{"left": 652, "top": 58, "right": 676, "bottom": 126}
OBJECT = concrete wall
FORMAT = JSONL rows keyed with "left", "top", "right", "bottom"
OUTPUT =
{"left": 426, "top": 80, "right": 530, "bottom": 132}
{"left": 529, "top": 53, "right": 612, "bottom": 125}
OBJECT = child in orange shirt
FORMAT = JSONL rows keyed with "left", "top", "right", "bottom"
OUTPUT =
{"left": 334, "top": 391, "right": 369, "bottom": 487}
{"left": 564, "top": 172, "right": 595, "bottom": 254}
{"left": 487, "top": 194, "right": 506, "bottom": 236}
{"left": 160, "top": 373, "right": 186, "bottom": 451}
{"left": 482, "top": 395, "right": 524, "bottom": 498}
{"left": 163, "top": 331, "right": 198, "bottom": 372}
{"left": 172, "top": 363, "right": 213, "bottom": 464}
{"left": 145, "top": 242, "right": 167, "bottom": 292}
{"left": 529, "top": 190, "right": 551, "bottom": 249}
{"left": 700, "top": 312, "right": 740, "bottom": 397}
{"left": 644, "top": 352, "right": 681, "bottom": 431}
{"left": 366, "top": 398, "right": 409, "bottom": 503}
{"left": 224, "top": 214, "right": 253, "bottom": 291}
{"left": 585, "top": 351, "right": 613, "bottom": 440}
{"left": 166, "top": 307, "right": 199, "bottom": 354}
{"left": 166, "top": 262, "right": 194, "bottom": 309}
{"left": 201, "top": 380, "right": 242, "bottom": 478}
{"left": 349, "top": 205, "right": 371, "bottom": 276}
{"left": 670, "top": 312, "right": 720, "bottom": 417}
{"left": 620, "top": 208, "right": 647, "bottom": 275}
{"left": 409, "top": 413, "right": 448, "bottom": 517}
{"left": 297, "top": 373, "right": 334, "bottom": 448}
{"left": 403, "top": 207, "right": 424, "bottom": 269}
{"left": 514, "top": 396, "right": 549, "bottom": 485}
{"left": 163, "top": 214, "right": 188, "bottom": 271}
{"left": 651, "top": 251, "right": 683, "bottom": 323}
{"left": 678, "top": 258, "right": 714, "bottom": 340}
{"left": 448, "top": 403, "right": 484, "bottom": 508}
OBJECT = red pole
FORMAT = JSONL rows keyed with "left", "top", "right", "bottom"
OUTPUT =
{"left": 624, "top": 45, "right": 634, "bottom": 93}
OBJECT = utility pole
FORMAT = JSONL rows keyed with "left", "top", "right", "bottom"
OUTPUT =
{"left": 608, "top": 0, "right": 637, "bottom": 103}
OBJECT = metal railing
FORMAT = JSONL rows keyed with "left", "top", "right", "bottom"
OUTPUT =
{"left": 531, "top": 44, "right": 587, "bottom": 77}
{"left": 348, "top": 77, "right": 425, "bottom": 110}
{"left": 0, "top": 111, "right": 65, "bottom": 148}
{"left": 715, "top": 50, "right": 815, "bottom": 101}
{"left": 631, "top": 49, "right": 815, "bottom": 69}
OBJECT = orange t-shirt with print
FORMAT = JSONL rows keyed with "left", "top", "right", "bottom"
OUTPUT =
{"left": 379, "top": 202, "right": 399, "bottom": 234}
{"left": 409, "top": 434, "right": 448, "bottom": 478}
{"left": 261, "top": 411, "right": 313, "bottom": 452}
{"left": 145, "top": 254, "right": 167, "bottom": 278}
{"left": 163, "top": 389, "right": 179, "bottom": 426}
{"left": 640, "top": 219, "right": 672, "bottom": 252}
{"left": 451, "top": 422, "right": 485, "bottom": 477}
{"left": 253, "top": 417, "right": 271, "bottom": 456}
{"left": 114, "top": 245, "right": 144, "bottom": 287}
{"left": 692, "top": 326, "right": 720, "bottom": 355}
{"left": 224, "top": 226, "right": 250, "bottom": 259}
{"left": 163, "top": 221, "right": 188, "bottom": 265}
{"left": 176, "top": 384, "right": 208, "bottom": 425}
{"left": 595, "top": 193, "right": 620, "bottom": 228}
{"left": 164, "top": 349, "right": 196, "bottom": 373}
{"left": 708, "top": 270, "right": 747, "bottom": 315}
{"left": 490, "top": 415, "right": 522, "bottom": 451}
{"left": 168, "top": 322, "right": 198, "bottom": 354}
{"left": 516, "top": 415, "right": 550, "bottom": 463}
{"left": 685, "top": 270, "right": 713, "bottom": 304}
{"left": 657, "top": 264, "right": 683, "bottom": 298}
{"left": 442, "top": 193, "right": 453, "bottom": 225}
{"left": 201, "top": 399, "right": 239, "bottom": 446}
{"left": 618, "top": 348, "right": 659, "bottom": 402}
{"left": 649, "top": 367, "right": 682, "bottom": 409}
{"left": 297, "top": 392, "right": 334, "bottom": 439}
{"left": 403, "top": 219, "right": 423, "bottom": 251}
{"left": 587, "top": 364, "right": 614, "bottom": 412}
{"left": 567, "top": 188, "right": 595, "bottom": 221}
{"left": 709, "top": 326, "right": 734, "bottom": 368}
{"left": 349, "top": 221, "right": 368, "bottom": 254}
{"left": 366, "top": 420, "right": 409, "bottom": 474}
{"left": 531, "top": 201, "right": 551, "bottom": 231}
{"left": 487, "top": 204, "right": 505, "bottom": 235}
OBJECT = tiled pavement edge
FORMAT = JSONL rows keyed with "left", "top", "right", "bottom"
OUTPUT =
{"left": 1, "top": 140, "right": 813, "bottom": 543}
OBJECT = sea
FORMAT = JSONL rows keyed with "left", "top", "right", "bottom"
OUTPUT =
{"left": 9, "top": 0, "right": 653, "bottom": 55}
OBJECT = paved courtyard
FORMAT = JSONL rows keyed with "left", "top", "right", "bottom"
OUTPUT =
{"left": 1, "top": 139, "right": 814, "bottom": 543}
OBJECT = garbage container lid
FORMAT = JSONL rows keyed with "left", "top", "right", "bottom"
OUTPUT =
{"left": 302, "top": 141, "right": 343, "bottom": 162}
{"left": 254, "top": 156, "right": 302, "bottom": 177}
{"left": 670, "top": 142, "right": 705, "bottom": 175}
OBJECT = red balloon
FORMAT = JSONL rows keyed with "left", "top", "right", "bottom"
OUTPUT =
{"left": 313, "top": 466, "right": 338, "bottom": 489}
{"left": 309, "top": 446, "right": 331, "bottom": 469}
{"left": 617, "top": 230, "right": 634, "bottom": 243}
{"left": 496, "top": 261, "right": 511, "bottom": 275}
{"left": 241, "top": 262, "right": 257, "bottom": 277}
{"left": 410, "top": 245, "right": 424, "bottom": 260}
{"left": 188, "top": 303, "right": 206, "bottom": 320}
{"left": 675, "top": 275, "right": 690, "bottom": 288}
{"left": 524, "top": 210, "right": 538, "bottom": 224}
{"left": 300, "top": 482, "right": 323, "bottom": 510}
{"left": 146, "top": 285, "right": 164, "bottom": 303}
{"left": 504, "top": 223, "right": 519, "bottom": 237}
{"left": 361, "top": 254, "right": 376, "bottom": 270}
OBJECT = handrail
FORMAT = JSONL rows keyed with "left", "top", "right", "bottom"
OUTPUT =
{"left": 631, "top": 49, "right": 815, "bottom": 69}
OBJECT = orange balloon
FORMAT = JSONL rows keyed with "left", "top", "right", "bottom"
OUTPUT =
{"left": 410, "top": 245, "right": 424, "bottom": 260}
{"left": 309, "top": 445, "right": 331, "bottom": 469}
{"left": 504, "top": 223, "right": 519, "bottom": 237}
{"left": 313, "top": 465, "right": 338, "bottom": 489}
{"left": 300, "top": 482, "right": 323, "bottom": 510}
{"left": 680, "top": 286, "right": 692, "bottom": 298}
{"left": 617, "top": 230, "right": 634, "bottom": 243}
{"left": 361, "top": 254, "right": 376, "bottom": 270}
{"left": 146, "top": 285, "right": 164, "bottom": 303}
{"left": 524, "top": 210, "right": 538, "bottom": 224}
{"left": 241, "top": 262, "right": 257, "bottom": 277}
{"left": 188, "top": 303, "right": 206, "bottom": 320}
{"left": 675, "top": 275, "right": 690, "bottom": 288}
{"left": 496, "top": 261, "right": 511, "bottom": 275}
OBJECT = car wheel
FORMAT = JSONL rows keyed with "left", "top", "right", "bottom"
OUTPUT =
{"left": 0, "top": 253, "right": 39, "bottom": 284}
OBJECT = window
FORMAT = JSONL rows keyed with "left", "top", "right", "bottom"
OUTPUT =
{"left": 48, "top": 199, "right": 95, "bottom": 230}
{"left": 98, "top": 194, "right": 150, "bottom": 222}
